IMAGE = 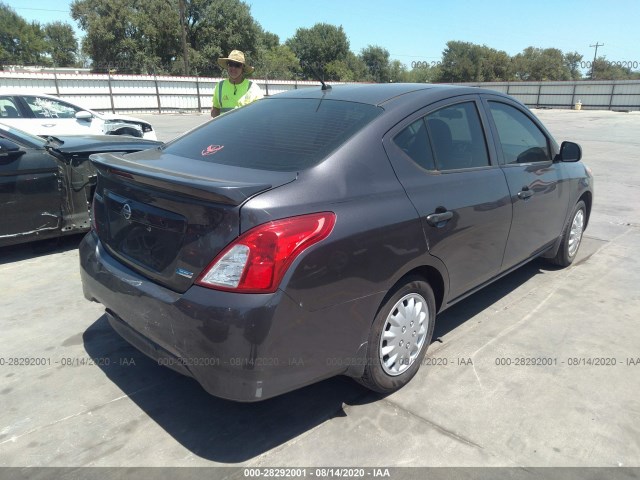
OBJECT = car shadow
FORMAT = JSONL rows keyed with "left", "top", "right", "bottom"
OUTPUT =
{"left": 82, "top": 314, "right": 380, "bottom": 463}
{"left": 0, "top": 233, "right": 86, "bottom": 265}
{"left": 432, "top": 259, "right": 545, "bottom": 340}
{"left": 80, "top": 254, "right": 580, "bottom": 463}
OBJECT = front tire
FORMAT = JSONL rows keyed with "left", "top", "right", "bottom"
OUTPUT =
{"left": 357, "top": 276, "right": 436, "bottom": 394}
{"left": 109, "top": 127, "right": 142, "bottom": 138}
{"left": 550, "top": 200, "right": 586, "bottom": 267}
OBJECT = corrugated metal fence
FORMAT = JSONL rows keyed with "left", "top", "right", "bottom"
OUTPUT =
{"left": 459, "top": 80, "right": 640, "bottom": 111}
{"left": 0, "top": 72, "right": 329, "bottom": 113}
{"left": 1, "top": 71, "right": 639, "bottom": 112}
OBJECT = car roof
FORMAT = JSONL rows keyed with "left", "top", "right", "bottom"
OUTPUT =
{"left": 271, "top": 83, "right": 502, "bottom": 107}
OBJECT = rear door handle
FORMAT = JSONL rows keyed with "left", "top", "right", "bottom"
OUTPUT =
{"left": 517, "top": 188, "right": 533, "bottom": 200}
{"left": 426, "top": 211, "right": 453, "bottom": 227}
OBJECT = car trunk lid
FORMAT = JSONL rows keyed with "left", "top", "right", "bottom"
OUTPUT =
{"left": 90, "top": 150, "right": 297, "bottom": 293}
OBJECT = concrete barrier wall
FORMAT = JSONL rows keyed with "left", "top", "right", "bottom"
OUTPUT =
{"left": 1, "top": 71, "right": 638, "bottom": 112}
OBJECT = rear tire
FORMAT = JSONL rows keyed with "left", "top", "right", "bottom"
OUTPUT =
{"left": 357, "top": 276, "right": 436, "bottom": 394}
{"left": 550, "top": 200, "right": 586, "bottom": 267}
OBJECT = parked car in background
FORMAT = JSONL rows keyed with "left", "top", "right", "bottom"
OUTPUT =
{"left": 79, "top": 84, "right": 593, "bottom": 402}
{"left": 0, "top": 93, "right": 157, "bottom": 140}
{"left": 0, "top": 123, "right": 161, "bottom": 247}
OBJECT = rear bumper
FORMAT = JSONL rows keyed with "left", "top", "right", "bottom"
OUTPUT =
{"left": 79, "top": 232, "right": 365, "bottom": 401}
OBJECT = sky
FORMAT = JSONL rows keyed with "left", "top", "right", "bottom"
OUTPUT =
{"left": 5, "top": 0, "right": 639, "bottom": 70}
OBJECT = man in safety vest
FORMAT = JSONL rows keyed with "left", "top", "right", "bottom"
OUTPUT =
{"left": 211, "top": 50, "right": 263, "bottom": 118}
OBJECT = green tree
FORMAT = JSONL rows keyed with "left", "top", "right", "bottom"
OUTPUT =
{"left": 44, "top": 22, "right": 78, "bottom": 67}
{"left": 438, "top": 41, "right": 512, "bottom": 82}
{"left": 322, "top": 52, "right": 366, "bottom": 81}
{"left": 255, "top": 44, "right": 301, "bottom": 80}
{"left": 286, "top": 23, "right": 350, "bottom": 80}
{"left": 72, "top": 0, "right": 162, "bottom": 73}
{"left": 407, "top": 62, "right": 439, "bottom": 83}
{"left": 260, "top": 31, "right": 279, "bottom": 50}
{"left": 590, "top": 56, "right": 640, "bottom": 80}
{"left": 359, "top": 45, "right": 391, "bottom": 82}
{"left": 389, "top": 60, "right": 409, "bottom": 83}
{"left": 71, "top": 0, "right": 261, "bottom": 75}
{"left": 512, "top": 47, "right": 571, "bottom": 81}
{"left": 564, "top": 51, "right": 583, "bottom": 80}
{"left": 0, "top": 3, "right": 49, "bottom": 66}
{"left": 186, "top": 0, "right": 261, "bottom": 76}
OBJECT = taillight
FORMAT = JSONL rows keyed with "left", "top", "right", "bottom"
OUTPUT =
{"left": 196, "top": 212, "right": 336, "bottom": 293}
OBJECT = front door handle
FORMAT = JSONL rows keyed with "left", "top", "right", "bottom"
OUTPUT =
{"left": 426, "top": 210, "right": 453, "bottom": 227}
{"left": 517, "top": 188, "right": 533, "bottom": 200}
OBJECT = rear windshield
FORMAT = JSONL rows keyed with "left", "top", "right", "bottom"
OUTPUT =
{"left": 163, "top": 98, "right": 382, "bottom": 171}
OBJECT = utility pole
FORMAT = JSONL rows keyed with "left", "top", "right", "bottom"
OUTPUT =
{"left": 589, "top": 42, "right": 604, "bottom": 80}
{"left": 179, "top": 0, "right": 189, "bottom": 76}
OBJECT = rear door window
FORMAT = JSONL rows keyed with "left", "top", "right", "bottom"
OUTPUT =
{"left": 163, "top": 98, "right": 382, "bottom": 171}
{"left": 392, "top": 101, "right": 489, "bottom": 172}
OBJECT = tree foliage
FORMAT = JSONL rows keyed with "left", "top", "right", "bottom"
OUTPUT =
{"left": 590, "top": 56, "right": 640, "bottom": 80}
{"left": 72, "top": 0, "right": 179, "bottom": 73}
{"left": 564, "top": 52, "right": 583, "bottom": 80}
{"left": 186, "top": 0, "right": 261, "bottom": 76}
{"left": 438, "top": 41, "right": 513, "bottom": 82}
{"left": 286, "top": 23, "right": 350, "bottom": 80}
{"left": 0, "top": 3, "right": 55, "bottom": 66}
{"left": 44, "top": 22, "right": 79, "bottom": 67}
{"left": 360, "top": 45, "right": 391, "bottom": 83}
{"left": 3, "top": 2, "right": 639, "bottom": 82}
{"left": 255, "top": 44, "right": 301, "bottom": 80}
{"left": 512, "top": 47, "right": 571, "bottom": 81}
{"left": 71, "top": 0, "right": 261, "bottom": 75}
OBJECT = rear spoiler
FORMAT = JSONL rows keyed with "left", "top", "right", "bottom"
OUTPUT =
{"left": 91, "top": 152, "right": 278, "bottom": 205}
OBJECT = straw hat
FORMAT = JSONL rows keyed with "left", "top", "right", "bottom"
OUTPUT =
{"left": 217, "top": 50, "right": 255, "bottom": 74}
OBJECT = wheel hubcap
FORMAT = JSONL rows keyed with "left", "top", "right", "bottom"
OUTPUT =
{"left": 379, "top": 293, "right": 428, "bottom": 376}
{"left": 568, "top": 209, "right": 585, "bottom": 258}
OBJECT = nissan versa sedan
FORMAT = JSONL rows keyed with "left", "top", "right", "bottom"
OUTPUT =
{"left": 0, "top": 123, "right": 161, "bottom": 247}
{"left": 0, "top": 93, "right": 157, "bottom": 140}
{"left": 79, "top": 84, "right": 593, "bottom": 402}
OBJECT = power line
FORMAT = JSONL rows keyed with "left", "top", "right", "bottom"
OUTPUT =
{"left": 11, "top": 7, "right": 69, "bottom": 13}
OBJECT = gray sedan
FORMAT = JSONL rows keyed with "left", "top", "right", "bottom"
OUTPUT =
{"left": 79, "top": 84, "right": 593, "bottom": 401}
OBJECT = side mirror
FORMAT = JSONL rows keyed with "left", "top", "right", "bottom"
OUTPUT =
{"left": 558, "top": 141, "right": 582, "bottom": 162}
{"left": 0, "top": 138, "right": 25, "bottom": 161}
{"left": 75, "top": 111, "right": 93, "bottom": 121}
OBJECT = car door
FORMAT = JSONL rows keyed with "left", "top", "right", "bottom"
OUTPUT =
{"left": 18, "top": 95, "right": 93, "bottom": 137}
{"left": 383, "top": 96, "right": 512, "bottom": 301}
{"left": 481, "top": 96, "right": 572, "bottom": 271}
{"left": 0, "top": 134, "right": 61, "bottom": 242}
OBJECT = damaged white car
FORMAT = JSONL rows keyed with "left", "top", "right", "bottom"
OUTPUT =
{"left": 0, "top": 93, "right": 157, "bottom": 140}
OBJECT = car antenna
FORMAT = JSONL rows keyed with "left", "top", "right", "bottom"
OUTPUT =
{"left": 303, "top": 61, "right": 331, "bottom": 91}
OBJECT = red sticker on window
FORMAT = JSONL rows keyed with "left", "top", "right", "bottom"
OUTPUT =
{"left": 202, "top": 144, "right": 224, "bottom": 156}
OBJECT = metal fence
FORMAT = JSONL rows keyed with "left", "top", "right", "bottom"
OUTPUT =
{"left": 1, "top": 71, "right": 639, "bottom": 112}
{"left": 458, "top": 80, "right": 640, "bottom": 111}
{"left": 0, "top": 71, "right": 331, "bottom": 114}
